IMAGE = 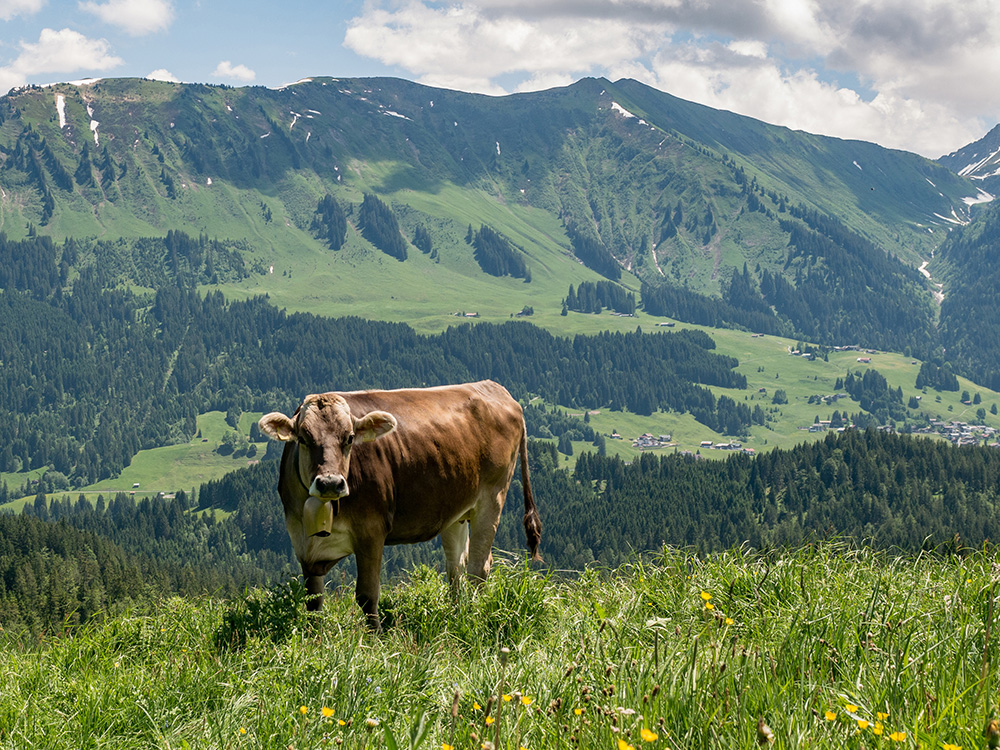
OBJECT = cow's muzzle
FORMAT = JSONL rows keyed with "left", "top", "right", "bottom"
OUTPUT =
{"left": 309, "top": 473, "right": 349, "bottom": 500}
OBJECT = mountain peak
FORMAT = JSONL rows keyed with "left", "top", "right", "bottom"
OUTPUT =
{"left": 938, "top": 123, "right": 1000, "bottom": 188}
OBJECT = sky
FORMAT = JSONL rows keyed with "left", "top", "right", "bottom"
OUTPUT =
{"left": 0, "top": 0, "right": 997, "bottom": 158}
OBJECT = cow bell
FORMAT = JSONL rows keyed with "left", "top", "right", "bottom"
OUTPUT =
{"left": 303, "top": 496, "right": 335, "bottom": 537}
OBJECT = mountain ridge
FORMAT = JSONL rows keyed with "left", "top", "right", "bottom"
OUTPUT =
{"left": 0, "top": 76, "right": 982, "bottom": 262}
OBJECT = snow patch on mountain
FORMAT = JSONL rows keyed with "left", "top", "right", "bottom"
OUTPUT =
{"left": 963, "top": 189, "right": 994, "bottom": 206}
{"left": 90, "top": 119, "right": 99, "bottom": 145}
{"left": 933, "top": 212, "right": 964, "bottom": 226}
{"left": 55, "top": 94, "right": 66, "bottom": 129}
{"left": 612, "top": 102, "right": 635, "bottom": 118}
{"left": 853, "top": 161, "right": 862, "bottom": 170}
{"left": 610, "top": 102, "right": 647, "bottom": 124}
{"left": 959, "top": 146, "right": 1000, "bottom": 177}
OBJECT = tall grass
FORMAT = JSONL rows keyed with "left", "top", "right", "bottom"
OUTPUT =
{"left": 1, "top": 542, "right": 997, "bottom": 748}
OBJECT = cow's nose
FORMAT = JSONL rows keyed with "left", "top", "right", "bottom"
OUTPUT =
{"left": 312, "top": 473, "right": 349, "bottom": 498}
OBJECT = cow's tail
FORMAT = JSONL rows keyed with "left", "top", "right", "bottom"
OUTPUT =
{"left": 519, "top": 423, "right": 543, "bottom": 562}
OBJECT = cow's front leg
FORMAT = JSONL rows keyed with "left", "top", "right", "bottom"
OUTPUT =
{"left": 301, "top": 559, "right": 337, "bottom": 611}
{"left": 304, "top": 574, "right": 325, "bottom": 611}
{"left": 354, "top": 539, "right": 385, "bottom": 631}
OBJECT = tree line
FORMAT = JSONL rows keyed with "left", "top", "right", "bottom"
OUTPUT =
{"left": 469, "top": 224, "right": 530, "bottom": 280}
{"left": 563, "top": 281, "right": 635, "bottom": 315}
{"left": 1, "top": 489, "right": 288, "bottom": 635}
{"left": 359, "top": 193, "right": 408, "bottom": 260}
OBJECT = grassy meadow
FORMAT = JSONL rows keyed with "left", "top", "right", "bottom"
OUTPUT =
{"left": 2, "top": 543, "right": 998, "bottom": 749}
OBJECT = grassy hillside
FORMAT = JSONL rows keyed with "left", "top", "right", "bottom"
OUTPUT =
{"left": 1, "top": 544, "right": 994, "bottom": 749}
{"left": 0, "top": 76, "right": 980, "bottom": 292}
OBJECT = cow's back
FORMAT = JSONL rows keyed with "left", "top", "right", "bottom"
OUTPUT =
{"left": 340, "top": 380, "right": 524, "bottom": 544}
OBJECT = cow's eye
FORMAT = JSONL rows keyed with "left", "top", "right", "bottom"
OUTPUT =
{"left": 345, "top": 433, "right": 355, "bottom": 447}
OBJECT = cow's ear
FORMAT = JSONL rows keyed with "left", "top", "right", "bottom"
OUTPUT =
{"left": 259, "top": 412, "right": 296, "bottom": 442}
{"left": 354, "top": 410, "right": 397, "bottom": 442}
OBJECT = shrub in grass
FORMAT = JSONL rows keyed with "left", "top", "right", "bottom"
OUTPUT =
{"left": 214, "top": 578, "right": 308, "bottom": 650}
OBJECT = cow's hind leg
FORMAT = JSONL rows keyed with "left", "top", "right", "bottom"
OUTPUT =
{"left": 440, "top": 520, "right": 470, "bottom": 588}
{"left": 466, "top": 488, "right": 504, "bottom": 582}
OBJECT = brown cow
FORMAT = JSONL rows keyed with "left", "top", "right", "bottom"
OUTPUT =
{"left": 258, "top": 380, "right": 542, "bottom": 630}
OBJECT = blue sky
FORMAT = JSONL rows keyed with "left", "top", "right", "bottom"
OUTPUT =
{"left": 1, "top": 0, "right": 997, "bottom": 158}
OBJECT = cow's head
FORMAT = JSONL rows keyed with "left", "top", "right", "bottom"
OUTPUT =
{"left": 259, "top": 393, "right": 397, "bottom": 503}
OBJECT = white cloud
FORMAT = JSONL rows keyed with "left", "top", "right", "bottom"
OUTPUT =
{"left": 344, "top": 0, "right": 1000, "bottom": 156}
{"left": 727, "top": 40, "right": 768, "bottom": 60}
{"left": 79, "top": 0, "right": 174, "bottom": 36}
{"left": 212, "top": 60, "right": 256, "bottom": 82}
{"left": 644, "top": 44, "right": 984, "bottom": 156}
{"left": 146, "top": 67, "right": 178, "bottom": 82}
{"left": 344, "top": 2, "right": 664, "bottom": 94}
{"left": 0, "top": 27, "right": 122, "bottom": 94}
{"left": 0, "top": 0, "right": 45, "bottom": 21}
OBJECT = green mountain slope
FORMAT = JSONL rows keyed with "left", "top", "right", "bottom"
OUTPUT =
{"left": 0, "top": 76, "right": 980, "bottom": 286}
{"left": 1, "top": 76, "right": 988, "bottom": 357}
{"left": 929, "top": 197, "right": 1000, "bottom": 389}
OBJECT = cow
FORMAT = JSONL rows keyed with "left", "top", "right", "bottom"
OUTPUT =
{"left": 258, "top": 380, "right": 542, "bottom": 630}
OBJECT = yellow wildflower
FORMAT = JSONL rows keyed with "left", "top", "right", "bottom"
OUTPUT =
{"left": 824, "top": 711, "right": 837, "bottom": 721}
{"left": 485, "top": 716, "right": 495, "bottom": 726}
{"left": 700, "top": 591, "right": 712, "bottom": 601}
{"left": 942, "top": 744, "right": 961, "bottom": 750}
{"left": 618, "top": 739, "right": 635, "bottom": 750}
{"left": 873, "top": 722, "right": 884, "bottom": 736}
{"left": 474, "top": 702, "right": 482, "bottom": 710}
{"left": 338, "top": 719, "right": 346, "bottom": 727}
{"left": 725, "top": 617, "right": 734, "bottom": 625}
{"left": 857, "top": 719, "right": 869, "bottom": 730}
{"left": 845, "top": 704, "right": 858, "bottom": 713}
{"left": 877, "top": 711, "right": 889, "bottom": 721}
{"left": 521, "top": 696, "right": 534, "bottom": 706}
{"left": 503, "top": 694, "right": 513, "bottom": 702}
{"left": 322, "top": 706, "right": 334, "bottom": 718}
{"left": 299, "top": 706, "right": 308, "bottom": 716}
{"left": 704, "top": 603, "right": 715, "bottom": 610}
{"left": 640, "top": 728, "right": 658, "bottom": 742}
{"left": 889, "top": 730, "right": 906, "bottom": 742}
{"left": 239, "top": 727, "right": 247, "bottom": 735}
{"left": 574, "top": 708, "right": 584, "bottom": 716}
{"left": 443, "top": 744, "right": 455, "bottom": 750}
